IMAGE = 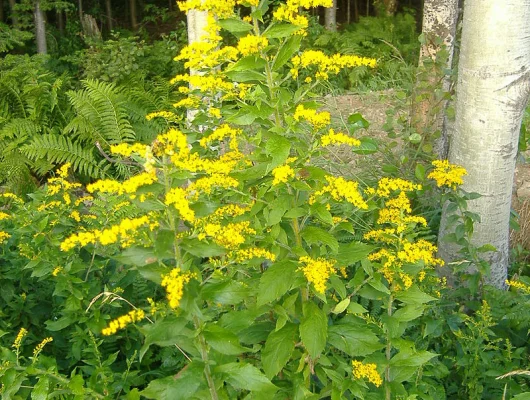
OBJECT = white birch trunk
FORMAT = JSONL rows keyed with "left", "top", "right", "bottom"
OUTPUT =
{"left": 324, "top": 0, "right": 337, "bottom": 31}
{"left": 438, "top": 1, "right": 530, "bottom": 289}
{"left": 186, "top": 9, "right": 208, "bottom": 123}
{"left": 418, "top": 0, "right": 459, "bottom": 158}
{"left": 34, "top": 0, "right": 47, "bottom": 54}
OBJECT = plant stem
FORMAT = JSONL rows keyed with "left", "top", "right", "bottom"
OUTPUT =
{"left": 194, "top": 316, "right": 219, "bottom": 400}
{"left": 385, "top": 294, "right": 394, "bottom": 400}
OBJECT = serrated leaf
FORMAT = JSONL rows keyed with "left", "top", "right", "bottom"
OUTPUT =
{"left": 395, "top": 285, "right": 437, "bottom": 305}
{"left": 393, "top": 304, "right": 426, "bottom": 322}
{"left": 262, "top": 323, "right": 298, "bottom": 379}
{"left": 225, "top": 70, "right": 266, "bottom": 83}
{"left": 204, "top": 325, "right": 249, "bottom": 355}
{"left": 218, "top": 18, "right": 253, "bottom": 33}
{"left": 265, "top": 133, "right": 291, "bottom": 169}
{"left": 328, "top": 318, "right": 383, "bottom": 356}
{"left": 113, "top": 247, "right": 157, "bottom": 267}
{"left": 300, "top": 302, "right": 327, "bottom": 359}
{"left": 141, "top": 362, "right": 204, "bottom": 399}
{"left": 352, "top": 137, "right": 378, "bottom": 155}
{"left": 273, "top": 35, "right": 302, "bottom": 71}
{"left": 264, "top": 23, "right": 302, "bottom": 38}
{"left": 138, "top": 317, "right": 187, "bottom": 361}
{"left": 301, "top": 226, "right": 339, "bottom": 253}
{"left": 336, "top": 242, "right": 375, "bottom": 266}
{"left": 216, "top": 362, "right": 277, "bottom": 393}
{"left": 226, "top": 56, "right": 266, "bottom": 72}
{"left": 31, "top": 376, "right": 49, "bottom": 400}
{"left": 332, "top": 298, "right": 350, "bottom": 314}
{"left": 180, "top": 238, "right": 226, "bottom": 258}
{"left": 257, "top": 260, "right": 298, "bottom": 306}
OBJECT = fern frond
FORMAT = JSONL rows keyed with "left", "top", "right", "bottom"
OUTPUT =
{"left": 22, "top": 134, "right": 108, "bottom": 178}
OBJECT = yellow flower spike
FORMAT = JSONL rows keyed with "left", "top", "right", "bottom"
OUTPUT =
{"left": 102, "top": 309, "right": 145, "bottom": 336}
{"left": 298, "top": 256, "right": 336, "bottom": 294}
{"left": 310, "top": 176, "right": 368, "bottom": 210}
{"left": 237, "top": 34, "right": 269, "bottom": 57}
{"left": 0, "top": 231, "right": 11, "bottom": 244}
{"left": 428, "top": 159, "right": 467, "bottom": 189}
{"left": 12, "top": 327, "right": 28, "bottom": 351}
{"left": 0, "top": 212, "right": 9, "bottom": 221}
{"left": 52, "top": 267, "right": 63, "bottom": 277}
{"left": 165, "top": 188, "right": 195, "bottom": 223}
{"left": 161, "top": 268, "right": 196, "bottom": 309}
{"left": 352, "top": 360, "right": 383, "bottom": 387}
{"left": 272, "top": 164, "right": 295, "bottom": 186}
{"left": 321, "top": 128, "right": 361, "bottom": 147}
{"left": 293, "top": 104, "right": 331, "bottom": 129}
{"left": 32, "top": 337, "right": 53, "bottom": 362}
{"left": 506, "top": 279, "right": 530, "bottom": 294}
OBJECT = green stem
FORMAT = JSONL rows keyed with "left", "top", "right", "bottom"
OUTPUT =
{"left": 194, "top": 317, "right": 219, "bottom": 400}
{"left": 385, "top": 294, "right": 393, "bottom": 400}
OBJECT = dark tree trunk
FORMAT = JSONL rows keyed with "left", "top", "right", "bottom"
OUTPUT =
{"left": 129, "top": 0, "right": 137, "bottom": 31}
{"left": 8, "top": 0, "right": 18, "bottom": 27}
{"left": 105, "top": 0, "right": 112, "bottom": 31}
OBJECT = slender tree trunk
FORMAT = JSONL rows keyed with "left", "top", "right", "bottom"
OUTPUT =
{"left": 105, "top": 0, "right": 112, "bottom": 31}
{"left": 78, "top": 0, "right": 83, "bottom": 22}
{"left": 34, "top": 0, "right": 47, "bottom": 54}
{"left": 57, "top": 9, "right": 64, "bottom": 34}
{"left": 168, "top": 0, "right": 173, "bottom": 12}
{"left": 346, "top": 0, "right": 350, "bottom": 24}
{"left": 0, "top": 0, "right": 4, "bottom": 23}
{"left": 366, "top": 0, "right": 369, "bottom": 16}
{"left": 186, "top": 9, "right": 208, "bottom": 122}
{"left": 130, "top": 0, "right": 137, "bottom": 31}
{"left": 324, "top": 0, "right": 337, "bottom": 31}
{"left": 412, "top": 0, "right": 459, "bottom": 158}
{"left": 8, "top": 0, "right": 18, "bottom": 27}
{"left": 353, "top": 0, "right": 358, "bottom": 22}
{"left": 438, "top": 0, "right": 530, "bottom": 289}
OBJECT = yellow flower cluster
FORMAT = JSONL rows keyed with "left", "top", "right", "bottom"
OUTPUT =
{"left": 12, "top": 327, "right": 28, "bottom": 351}
{"left": 32, "top": 337, "right": 53, "bottom": 359}
{"left": 397, "top": 239, "right": 443, "bottom": 267}
{"left": 52, "top": 266, "right": 63, "bottom": 276}
{"left": 373, "top": 177, "right": 421, "bottom": 198}
{"left": 213, "top": 203, "right": 253, "bottom": 218}
{"left": 291, "top": 51, "right": 377, "bottom": 80}
{"left": 363, "top": 228, "right": 397, "bottom": 244}
{"left": 178, "top": 0, "right": 236, "bottom": 18}
{"left": 173, "top": 97, "right": 201, "bottom": 109}
{"left": 0, "top": 212, "right": 9, "bottom": 220}
{"left": 199, "top": 124, "right": 241, "bottom": 150}
{"left": 237, "top": 35, "right": 269, "bottom": 57}
{"left": 273, "top": 0, "right": 332, "bottom": 33}
{"left": 165, "top": 188, "right": 195, "bottom": 223}
{"left": 145, "top": 111, "right": 181, "bottom": 123}
{"left": 352, "top": 360, "right": 383, "bottom": 387}
{"left": 310, "top": 176, "right": 368, "bottom": 210}
{"left": 0, "top": 231, "right": 10, "bottom": 244}
{"left": 177, "top": 43, "right": 239, "bottom": 71}
{"left": 298, "top": 256, "right": 336, "bottom": 294}
{"left": 293, "top": 105, "right": 331, "bottom": 129}
{"left": 230, "top": 247, "right": 276, "bottom": 262}
{"left": 60, "top": 215, "right": 154, "bottom": 251}
{"left": 321, "top": 128, "right": 361, "bottom": 147}
{"left": 0, "top": 192, "right": 23, "bottom": 204}
{"left": 506, "top": 279, "right": 530, "bottom": 294}
{"left": 428, "top": 159, "right": 467, "bottom": 189}
{"left": 201, "top": 221, "right": 256, "bottom": 249}
{"left": 161, "top": 268, "right": 195, "bottom": 309}
{"left": 171, "top": 74, "right": 235, "bottom": 94}
{"left": 102, "top": 309, "right": 145, "bottom": 336}
{"left": 188, "top": 174, "right": 240, "bottom": 197}
{"left": 46, "top": 164, "right": 82, "bottom": 197}
{"left": 87, "top": 172, "right": 157, "bottom": 196}
{"left": 110, "top": 143, "right": 148, "bottom": 157}
{"left": 272, "top": 164, "right": 295, "bottom": 186}
{"left": 153, "top": 128, "right": 189, "bottom": 157}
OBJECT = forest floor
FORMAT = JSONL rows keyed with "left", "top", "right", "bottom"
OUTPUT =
{"left": 324, "top": 91, "right": 530, "bottom": 251}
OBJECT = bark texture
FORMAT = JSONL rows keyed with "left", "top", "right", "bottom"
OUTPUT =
{"left": 34, "top": 0, "right": 47, "bottom": 54}
{"left": 438, "top": 1, "right": 530, "bottom": 289}
{"left": 8, "top": 0, "right": 18, "bottom": 27}
{"left": 413, "top": 0, "right": 459, "bottom": 158}
{"left": 324, "top": 0, "right": 337, "bottom": 31}
{"left": 105, "top": 0, "right": 113, "bottom": 31}
{"left": 186, "top": 9, "right": 208, "bottom": 122}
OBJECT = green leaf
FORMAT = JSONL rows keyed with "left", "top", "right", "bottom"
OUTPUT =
{"left": 227, "top": 56, "right": 266, "bottom": 72}
{"left": 347, "top": 113, "right": 369, "bottom": 130}
{"left": 264, "top": 23, "right": 302, "bottom": 38}
{"left": 352, "top": 137, "right": 378, "bottom": 155}
{"left": 204, "top": 325, "right": 249, "bottom": 355}
{"left": 389, "top": 349, "right": 437, "bottom": 383}
{"left": 512, "top": 394, "right": 530, "bottom": 400}
{"left": 68, "top": 375, "right": 85, "bottom": 395}
{"left": 273, "top": 35, "right": 302, "bottom": 71}
{"left": 225, "top": 70, "right": 266, "bottom": 83}
{"left": 139, "top": 317, "right": 188, "bottom": 361}
{"left": 336, "top": 242, "right": 375, "bottom": 266}
{"left": 46, "top": 315, "right": 76, "bottom": 331}
{"left": 141, "top": 362, "right": 204, "bottom": 399}
{"left": 395, "top": 285, "right": 437, "bottom": 305}
{"left": 31, "top": 376, "right": 49, "bottom": 400}
{"left": 300, "top": 302, "right": 327, "bottom": 359}
{"left": 415, "top": 163, "right": 426, "bottom": 181}
{"left": 332, "top": 298, "right": 350, "bottom": 314}
{"left": 216, "top": 362, "right": 277, "bottom": 393}
{"left": 113, "top": 247, "right": 157, "bottom": 267}
{"left": 310, "top": 203, "right": 333, "bottom": 224}
{"left": 265, "top": 133, "right": 291, "bottom": 169}
{"left": 180, "top": 238, "right": 226, "bottom": 258}
{"left": 301, "top": 226, "right": 339, "bottom": 253}
{"left": 328, "top": 318, "right": 383, "bottom": 356}
{"left": 393, "top": 304, "right": 426, "bottom": 322}
{"left": 347, "top": 302, "right": 368, "bottom": 314}
{"left": 218, "top": 18, "right": 253, "bottom": 33}
{"left": 257, "top": 260, "right": 298, "bottom": 306}
{"left": 227, "top": 110, "right": 257, "bottom": 125}
{"left": 262, "top": 323, "right": 298, "bottom": 379}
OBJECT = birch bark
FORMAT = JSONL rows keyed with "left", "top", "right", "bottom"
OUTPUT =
{"left": 438, "top": 1, "right": 530, "bottom": 288}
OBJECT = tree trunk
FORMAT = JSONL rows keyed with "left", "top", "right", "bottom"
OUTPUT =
{"left": 324, "top": 0, "right": 337, "bottom": 31}
{"left": 353, "top": 0, "right": 358, "bottom": 22}
{"left": 34, "top": 0, "right": 47, "bottom": 54}
{"left": 105, "top": 0, "right": 112, "bottom": 31}
{"left": 78, "top": 0, "right": 83, "bottom": 22}
{"left": 186, "top": 9, "right": 208, "bottom": 122}
{"left": 0, "top": 0, "right": 4, "bottom": 23}
{"left": 438, "top": 0, "right": 530, "bottom": 289}
{"left": 57, "top": 9, "right": 64, "bottom": 34}
{"left": 130, "top": 0, "right": 137, "bottom": 31}
{"left": 412, "top": 0, "right": 459, "bottom": 158}
{"left": 8, "top": 0, "right": 18, "bottom": 27}
{"left": 346, "top": 0, "right": 350, "bottom": 24}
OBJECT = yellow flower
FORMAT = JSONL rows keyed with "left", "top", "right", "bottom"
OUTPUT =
{"left": 321, "top": 128, "right": 360, "bottom": 147}
{"left": 298, "top": 256, "right": 336, "bottom": 294}
{"left": 506, "top": 279, "right": 530, "bottom": 294}
{"left": 165, "top": 188, "right": 195, "bottom": 223}
{"left": 374, "top": 177, "right": 421, "bottom": 198}
{"left": 32, "top": 337, "right": 53, "bottom": 361}
{"left": 0, "top": 212, "right": 10, "bottom": 221}
{"left": 161, "top": 268, "right": 195, "bottom": 309}
{"left": 310, "top": 176, "right": 368, "bottom": 210}
{"left": 230, "top": 247, "right": 276, "bottom": 262}
{"left": 102, "top": 309, "right": 145, "bottom": 336}
{"left": 272, "top": 164, "right": 295, "bottom": 186}
{"left": 52, "top": 267, "right": 63, "bottom": 277}
{"left": 110, "top": 143, "right": 148, "bottom": 157}
{"left": 237, "top": 34, "right": 269, "bottom": 56}
{"left": 87, "top": 172, "right": 157, "bottom": 195}
{"left": 0, "top": 231, "right": 11, "bottom": 244}
{"left": 293, "top": 104, "right": 331, "bottom": 129}
{"left": 352, "top": 360, "right": 383, "bottom": 387}
{"left": 428, "top": 159, "right": 467, "bottom": 189}
{"left": 12, "top": 328, "right": 28, "bottom": 351}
